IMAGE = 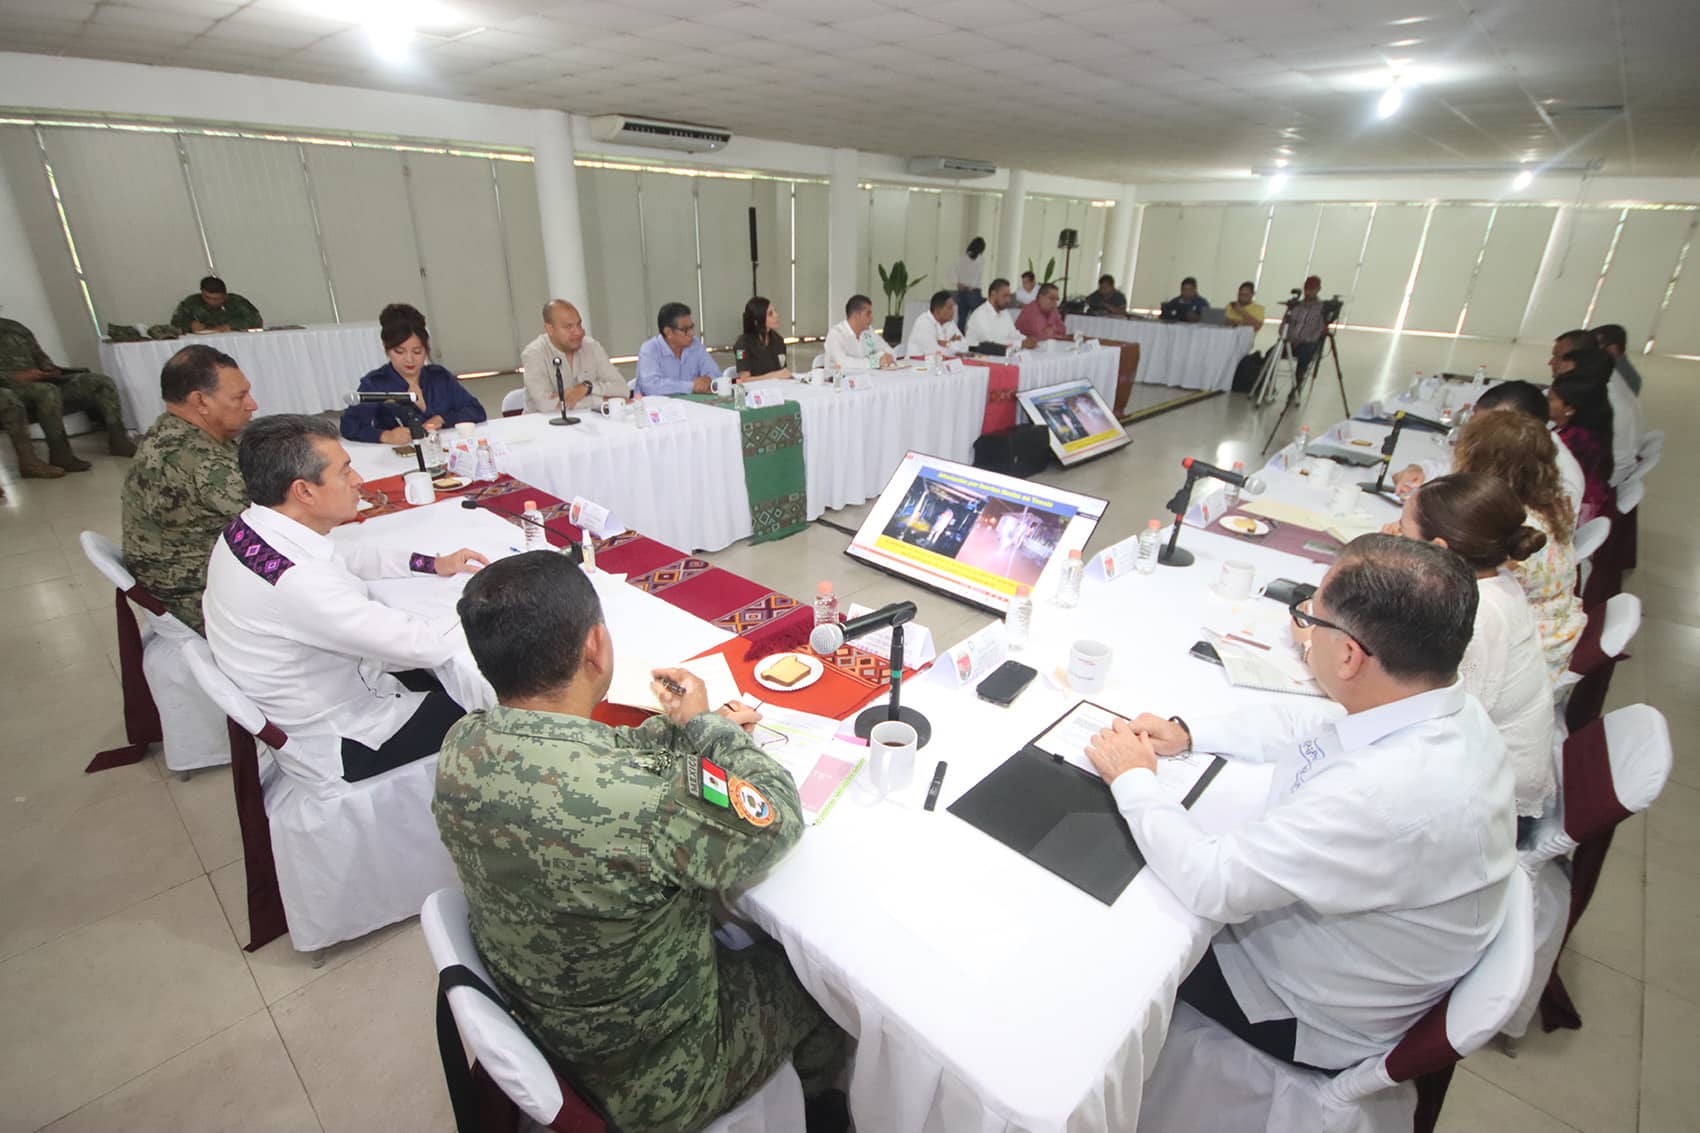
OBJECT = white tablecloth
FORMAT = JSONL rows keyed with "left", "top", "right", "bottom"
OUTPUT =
{"left": 999, "top": 343, "right": 1121, "bottom": 405}
{"left": 1064, "top": 316, "right": 1252, "bottom": 393}
{"left": 98, "top": 322, "right": 383, "bottom": 429}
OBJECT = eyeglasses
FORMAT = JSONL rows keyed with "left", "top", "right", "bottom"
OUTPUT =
{"left": 668, "top": 322, "right": 695, "bottom": 335}
{"left": 1288, "top": 597, "right": 1374, "bottom": 657}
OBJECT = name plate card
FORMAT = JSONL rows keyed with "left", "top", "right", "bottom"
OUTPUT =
{"left": 568, "top": 496, "right": 625, "bottom": 539}
{"left": 1095, "top": 535, "right": 1142, "bottom": 581}
{"left": 843, "top": 374, "right": 876, "bottom": 392}
{"left": 643, "top": 399, "right": 689, "bottom": 427}
{"left": 939, "top": 622, "right": 1010, "bottom": 687}
{"left": 744, "top": 388, "right": 787, "bottom": 409}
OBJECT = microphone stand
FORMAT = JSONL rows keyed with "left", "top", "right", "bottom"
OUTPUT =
{"left": 1361, "top": 411, "right": 1410, "bottom": 495}
{"left": 1158, "top": 469, "right": 1206, "bottom": 567}
{"left": 550, "top": 357, "right": 579, "bottom": 427}
{"left": 459, "top": 497, "right": 582, "bottom": 565}
{"left": 851, "top": 622, "right": 932, "bottom": 748}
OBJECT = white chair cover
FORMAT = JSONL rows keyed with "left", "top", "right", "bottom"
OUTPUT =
{"left": 1138, "top": 868, "right": 1534, "bottom": 1133}
{"left": 501, "top": 388, "right": 526, "bottom": 416}
{"left": 1615, "top": 477, "right": 1644, "bottom": 515}
{"left": 182, "top": 639, "right": 459, "bottom": 952}
{"left": 421, "top": 889, "right": 806, "bottom": 1133}
{"left": 722, "top": 365, "right": 737, "bottom": 379}
{"left": 1598, "top": 593, "right": 1642, "bottom": 660}
{"left": 79, "top": 531, "right": 227, "bottom": 772}
{"left": 1573, "top": 516, "right": 1611, "bottom": 563}
{"left": 1636, "top": 429, "right": 1663, "bottom": 467}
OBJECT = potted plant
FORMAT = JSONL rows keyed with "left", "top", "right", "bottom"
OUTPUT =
{"left": 877, "top": 260, "right": 926, "bottom": 346}
{"left": 1025, "top": 256, "right": 1058, "bottom": 287}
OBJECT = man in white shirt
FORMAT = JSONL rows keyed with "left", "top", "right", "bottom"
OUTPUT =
{"left": 1592, "top": 323, "right": 1642, "bottom": 396}
{"left": 203, "top": 414, "right": 488, "bottom": 781}
{"left": 521, "top": 300, "right": 628, "bottom": 415}
{"left": 1013, "top": 271, "right": 1039, "bottom": 306}
{"left": 965, "top": 278, "right": 1037, "bottom": 352}
{"left": 1087, "top": 534, "right": 1516, "bottom": 1071}
{"left": 823, "top": 294, "right": 895, "bottom": 370}
{"left": 1551, "top": 332, "right": 1641, "bottom": 487}
{"left": 905, "top": 290, "right": 965, "bottom": 358}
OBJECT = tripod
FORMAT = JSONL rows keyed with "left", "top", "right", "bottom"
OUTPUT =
{"left": 1258, "top": 322, "right": 1350, "bottom": 455}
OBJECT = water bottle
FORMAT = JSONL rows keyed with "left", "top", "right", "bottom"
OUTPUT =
{"left": 812, "top": 581, "right": 838, "bottom": 627}
{"left": 1005, "top": 585, "right": 1033, "bottom": 649}
{"left": 581, "top": 532, "right": 597, "bottom": 572}
{"left": 521, "top": 500, "right": 546, "bottom": 553}
{"left": 1137, "top": 519, "right": 1161, "bottom": 574}
{"left": 1055, "top": 550, "right": 1083, "bottom": 608}
{"left": 1223, "top": 461, "right": 1245, "bottom": 509}
{"left": 1408, "top": 370, "right": 1424, "bottom": 399}
{"left": 474, "top": 438, "right": 495, "bottom": 482}
{"left": 1472, "top": 365, "right": 1487, "bottom": 392}
{"left": 420, "top": 429, "right": 442, "bottom": 472}
{"left": 633, "top": 396, "right": 650, "bottom": 429}
{"left": 1297, "top": 425, "right": 1312, "bottom": 455}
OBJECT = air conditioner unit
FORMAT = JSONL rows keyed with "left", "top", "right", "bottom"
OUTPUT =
{"left": 906, "top": 155, "right": 997, "bottom": 179}
{"left": 589, "top": 114, "right": 732, "bottom": 154}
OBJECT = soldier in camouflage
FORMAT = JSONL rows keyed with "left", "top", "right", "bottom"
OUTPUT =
{"left": 0, "top": 384, "right": 62, "bottom": 478}
{"left": 121, "top": 345, "right": 256, "bottom": 632}
{"left": 170, "top": 275, "right": 263, "bottom": 333}
{"left": 436, "top": 552, "right": 850, "bottom": 1133}
{"left": 0, "top": 314, "right": 135, "bottom": 472}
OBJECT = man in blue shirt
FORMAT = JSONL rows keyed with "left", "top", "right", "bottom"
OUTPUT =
{"left": 636, "top": 302, "right": 719, "bottom": 396}
{"left": 1160, "top": 277, "right": 1210, "bottom": 322}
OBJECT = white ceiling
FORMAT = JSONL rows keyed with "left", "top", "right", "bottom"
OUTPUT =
{"left": 3, "top": 0, "right": 1698, "bottom": 181}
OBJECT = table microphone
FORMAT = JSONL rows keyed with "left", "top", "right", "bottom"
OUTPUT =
{"left": 459, "top": 497, "right": 582, "bottom": 564}
{"left": 550, "top": 357, "right": 579, "bottom": 427}
{"left": 345, "top": 390, "right": 426, "bottom": 438}
{"left": 1179, "top": 457, "right": 1266, "bottom": 496}
{"left": 809, "top": 601, "right": 916, "bottom": 655}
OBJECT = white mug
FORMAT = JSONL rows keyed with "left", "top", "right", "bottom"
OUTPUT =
{"left": 454, "top": 421, "right": 477, "bottom": 440}
{"left": 1215, "top": 559, "right": 1263, "bottom": 601}
{"left": 1309, "top": 458, "right": 1340, "bottom": 487}
{"left": 866, "top": 720, "right": 918, "bottom": 795}
{"left": 1068, "top": 639, "right": 1113, "bottom": 695}
{"left": 712, "top": 375, "right": 732, "bottom": 397}
{"left": 402, "top": 470, "right": 435, "bottom": 506}
{"left": 599, "top": 397, "right": 627, "bottom": 421}
{"left": 1330, "top": 483, "right": 1361, "bottom": 516}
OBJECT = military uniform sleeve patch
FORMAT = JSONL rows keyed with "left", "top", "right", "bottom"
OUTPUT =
{"left": 730, "top": 777, "right": 775, "bottom": 828}
{"left": 699, "top": 757, "right": 730, "bottom": 808}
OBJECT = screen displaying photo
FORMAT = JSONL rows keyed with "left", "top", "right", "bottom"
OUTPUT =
{"left": 1016, "top": 381, "right": 1129, "bottom": 466}
{"left": 847, "top": 452, "right": 1107, "bottom": 614}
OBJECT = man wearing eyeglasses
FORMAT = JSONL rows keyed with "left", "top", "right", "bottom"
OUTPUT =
{"left": 635, "top": 301, "right": 720, "bottom": 396}
{"left": 1086, "top": 535, "right": 1516, "bottom": 1073}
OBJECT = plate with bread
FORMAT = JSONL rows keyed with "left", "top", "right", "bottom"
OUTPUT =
{"left": 753, "top": 652, "right": 824, "bottom": 693}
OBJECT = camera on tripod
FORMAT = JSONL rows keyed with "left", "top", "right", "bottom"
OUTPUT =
{"left": 1322, "top": 295, "right": 1345, "bottom": 324}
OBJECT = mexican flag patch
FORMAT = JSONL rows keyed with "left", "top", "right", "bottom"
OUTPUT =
{"left": 700, "top": 757, "right": 730, "bottom": 808}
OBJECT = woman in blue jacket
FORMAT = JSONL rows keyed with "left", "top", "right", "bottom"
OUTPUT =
{"left": 341, "top": 303, "right": 486, "bottom": 444}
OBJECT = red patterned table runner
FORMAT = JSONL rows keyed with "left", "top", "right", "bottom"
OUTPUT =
{"left": 964, "top": 358, "right": 1021, "bottom": 434}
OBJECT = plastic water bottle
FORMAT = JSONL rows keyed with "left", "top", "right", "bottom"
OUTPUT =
{"left": 1297, "top": 425, "right": 1312, "bottom": 455}
{"left": 1055, "top": 550, "right": 1084, "bottom": 608}
{"left": 521, "top": 500, "right": 546, "bottom": 553}
{"left": 581, "top": 532, "right": 597, "bottom": 572}
{"left": 1223, "top": 461, "right": 1245, "bottom": 509}
{"left": 1408, "top": 370, "right": 1424, "bottom": 398}
{"left": 1472, "top": 365, "right": 1487, "bottom": 394}
{"left": 1137, "top": 519, "right": 1162, "bottom": 574}
{"left": 1005, "top": 585, "right": 1033, "bottom": 649}
{"left": 812, "top": 581, "right": 838, "bottom": 626}
{"left": 474, "top": 438, "right": 495, "bottom": 482}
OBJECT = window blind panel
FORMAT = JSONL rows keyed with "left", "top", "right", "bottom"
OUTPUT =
{"left": 305, "top": 145, "right": 426, "bottom": 329}
{"left": 869, "top": 187, "right": 909, "bottom": 302}
{"left": 405, "top": 153, "right": 514, "bottom": 372}
{"left": 182, "top": 135, "right": 330, "bottom": 327}
{"left": 1593, "top": 210, "right": 1695, "bottom": 338}
{"left": 0, "top": 127, "right": 99, "bottom": 364}
{"left": 1062, "top": 199, "right": 1092, "bottom": 294}
{"left": 1212, "top": 205, "right": 1272, "bottom": 308}
{"left": 1170, "top": 205, "right": 1224, "bottom": 300}
{"left": 1081, "top": 203, "right": 1109, "bottom": 284}
{"left": 574, "top": 166, "right": 646, "bottom": 355}
{"left": 696, "top": 177, "right": 755, "bottom": 347}
{"left": 1350, "top": 204, "right": 1427, "bottom": 328}
{"left": 793, "top": 182, "right": 829, "bottom": 337}
{"left": 856, "top": 188, "right": 873, "bottom": 300}
{"left": 1257, "top": 204, "right": 1320, "bottom": 302}
{"left": 1130, "top": 205, "right": 1180, "bottom": 307}
{"left": 1520, "top": 208, "right": 1619, "bottom": 337}
{"left": 495, "top": 159, "right": 548, "bottom": 356}
{"left": 1020, "top": 197, "right": 1050, "bottom": 282}
{"left": 41, "top": 127, "right": 207, "bottom": 328}
{"left": 638, "top": 172, "right": 699, "bottom": 339}
{"left": 905, "top": 191, "right": 941, "bottom": 293}
{"left": 964, "top": 194, "right": 998, "bottom": 275}
{"left": 934, "top": 191, "right": 966, "bottom": 290}
{"left": 1403, "top": 205, "right": 1492, "bottom": 333}
{"left": 751, "top": 181, "right": 791, "bottom": 332}
{"left": 1652, "top": 250, "right": 1700, "bottom": 355}
{"left": 1461, "top": 206, "right": 1556, "bottom": 339}
{"left": 1305, "top": 205, "right": 1372, "bottom": 300}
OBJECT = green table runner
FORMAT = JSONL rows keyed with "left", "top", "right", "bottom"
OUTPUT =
{"left": 678, "top": 394, "right": 808, "bottom": 543}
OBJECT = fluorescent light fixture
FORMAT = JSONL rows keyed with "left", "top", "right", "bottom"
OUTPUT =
{"left": 1266, "top": 171, "right": 1289, "bottom": 192}
{"left": 1274, "top": 157, "right": 1289, "bottom": 168}
{"left": 1512, "top": 169, "right": 1534, "bottom": 191}
{"left": 1250, "top": 160, "right": 1602, "bottom": 177}
{"left": 1390, "top": 15, "right": 1429, "bottom": 25}
{"left": 1376, "top": 83, "right": 1404, "bottom": 119}
{"left": 1387, "top": 38, "right": 1422, "bottom": 47}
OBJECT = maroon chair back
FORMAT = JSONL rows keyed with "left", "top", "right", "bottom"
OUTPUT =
{"left": 227, "top": 718, "right": 291, "bottom": 952}
{"left": 87, "top": 585, "right": 168, "bottom": 773}
{"left": 1564, "top": 606, "right": 1620, "bottom": 733}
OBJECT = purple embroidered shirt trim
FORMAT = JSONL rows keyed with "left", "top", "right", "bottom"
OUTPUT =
{"left": 222, "top": 517, "right": 296, "bottom": 586}
{"left": 409, "top": 552, "right": 437, "bottom": 574}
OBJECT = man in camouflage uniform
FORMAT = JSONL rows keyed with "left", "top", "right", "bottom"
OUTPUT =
{"left": 0, "top": 314, "right": 135, "bottom": 471}
{"left": 170, "top": 275, "right": 263, "bottom": 333}
{"left": 1, "top": 384, "right": 62, "bottom": 478}
{"left": 120, "top": 345, "right": 256, "bottom": 632}
{"left": 436, "top": 553, "right": 850, "bottom": 1133}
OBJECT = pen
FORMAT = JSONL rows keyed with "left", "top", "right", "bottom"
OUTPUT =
{"left": 654, "top": 674, "right": 687, "bottom": 696}
{"left": 923, "top": 760, "right": 948, "bottom": 811}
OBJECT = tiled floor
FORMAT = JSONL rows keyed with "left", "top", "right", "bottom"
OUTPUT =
{"left": 0, "top": 330, "right": 1694, "bottom": 1132}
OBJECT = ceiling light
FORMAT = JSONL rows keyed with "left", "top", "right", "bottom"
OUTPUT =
{"left": 1274, "top": 157, "right": 1289, "bottom": 168}
{"left": 1390, "top": 15, "right": 1429, "bottom": 25}
{"left": 1512, "top": 169, "right": 1534, "bottom": 191}
{"left": 1376, "top": 83, "right": 1404, "bottom": 119}
{"left": 1266, "top": 171, "right": 1290, "bottom": 192}
{"left": 1387, "top": 38, "right": 1422, "bottom": 47}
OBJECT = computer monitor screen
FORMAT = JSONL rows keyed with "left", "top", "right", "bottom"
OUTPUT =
{"left": 1016, "top": 380, "right": 1129, "bottom": 466}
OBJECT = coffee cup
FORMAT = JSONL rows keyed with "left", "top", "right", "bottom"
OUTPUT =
{"left": 599, "top": 397, "right": 627, "bottom": 422}
{"left": 403, "top": 470, "right": 435, "bottom": 506}
{"left": 1068, "top": 639, "right": 1113, "bottom": 695}
{"left": 1215, "top": 559, "right": 1263, "bottom": 602}
{"left": 712, "top": 375, "right": 732, "bottom": 397}
{"left": 866, "top": 720, "right": 918, "bottom": 795}
{"left": 454, "top": 421, "right": 477, "bottom": 440}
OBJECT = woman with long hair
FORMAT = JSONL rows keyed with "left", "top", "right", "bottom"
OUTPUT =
{"left": 1451, "top": 409, "right": 1585, "bottom": 681}
{"left": 1546, "top": 369, "right": 1615, "bottom": 524}
{"left": 732, "top": 297, "right": 793, "bottom": 382}
{"left": 1397, "top": 472, "right": 1556, "bottom": 818}
{"left": 341, "top": 303, "right": 486, "bottom": 444}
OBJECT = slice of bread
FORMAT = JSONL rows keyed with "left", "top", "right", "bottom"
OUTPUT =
{"left": 762, "top": 655, "right": 811, "bottom": 688}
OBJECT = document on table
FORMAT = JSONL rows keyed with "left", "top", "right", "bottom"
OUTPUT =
{"left": 1205, "top": 629, "right": 1327, "bottom": 698}
{"left": 1029, "top": 701, "right": 1220, "bottom": 806}
{"left": 744, "top": 701, "right": 863, "bottom": 825}
{"left": 604, "top": 652, "right": 742, "bottom": 715}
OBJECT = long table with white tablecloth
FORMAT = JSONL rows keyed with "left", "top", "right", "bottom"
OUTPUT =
{"left": 1065, "top": 315, "right": 1253, "bottom": 393}
{"left": 98, "top": 322, "right": 384, "bottom": 430}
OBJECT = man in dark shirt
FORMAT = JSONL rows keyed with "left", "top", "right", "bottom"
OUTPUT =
{"left": 1160, "top": 277, "right": 1209, "bottom": 322}
{"left": 1083, "top": 274, "right": 1128, "bottom": 317}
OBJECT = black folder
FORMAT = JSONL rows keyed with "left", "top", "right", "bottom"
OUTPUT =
{"left": 947, "top": 706, "right": 1225, "bottom": 905}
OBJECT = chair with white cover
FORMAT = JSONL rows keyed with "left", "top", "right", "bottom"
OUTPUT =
{"left": 722, "top": 365, "right": 737, "bottom": 380}
{"left": 1636, "top": 428, "right": 1663, "bottom": 469}
{"left": 182, "top": 637, "right": 459, "bottom": 954}
{"left": 1615, "top": 477, "right": 1644, "bottom": 516}
{"left": 1502, "top": 705, "right": 1670, "bottom": 1043}
{"left": 422, "top": 888, "right": 806, "bottom": 1133}
{"left": 501, "top": 388, "right": 526, "bottom": 417}
{"left": 1572, "top": 515, "right": 1612, "bottom": 598}
{"left": 1136, "top": 868, "right": 1534, "bottom": 1133}
{"left": 78, "top": 531, "right": 227, "bottom": 775}
{"left": 1556, "top": 593, "right": 1641, "bottom": 732}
